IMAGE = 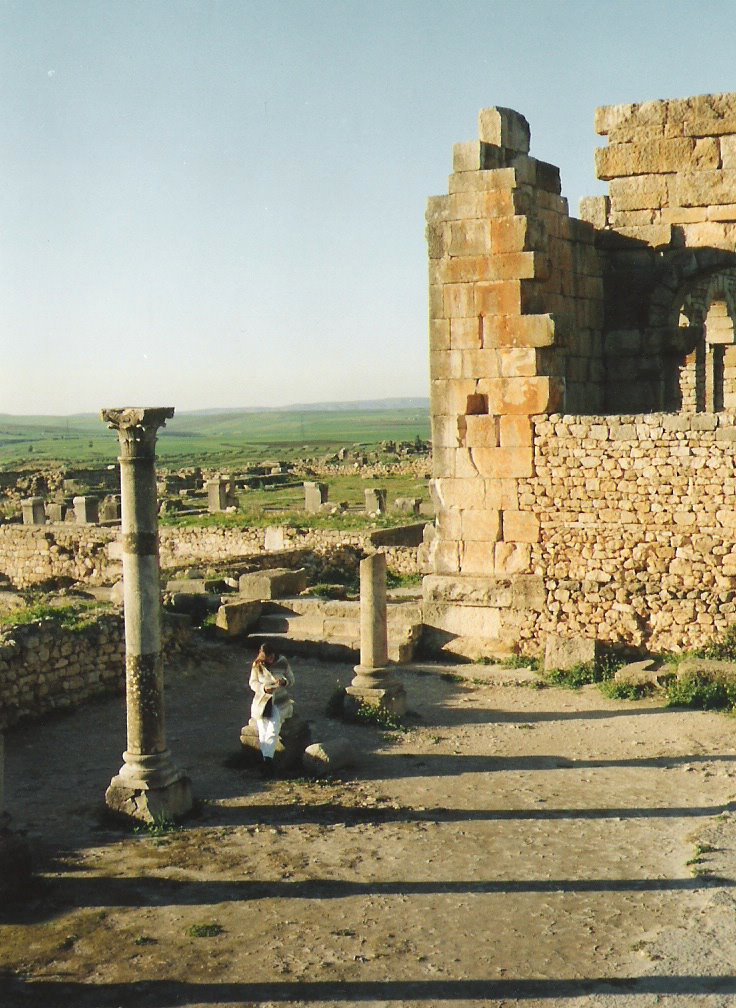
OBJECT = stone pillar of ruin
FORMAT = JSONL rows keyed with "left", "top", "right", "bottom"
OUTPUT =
{"left": 101, "top": 407, "right": 193, "bottom": 823}
{"left": 347, "top": 551, "right": 407, "bottom": 716}
{"left": 304, "top": 481, "right": 328, "bottom": 513}
{"left": 21, "top": 497, "right": 45, "bottom": 525}
{"left": 73, "top": 495, "right": 99, "bottom": 524}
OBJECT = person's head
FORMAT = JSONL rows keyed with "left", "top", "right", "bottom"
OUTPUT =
{"left": 257, "top": 642, "right": 277, "bottom": 666}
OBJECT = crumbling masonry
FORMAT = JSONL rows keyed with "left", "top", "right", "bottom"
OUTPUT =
{"left": 423, "top": 93, "right": 736, "bottom": 658}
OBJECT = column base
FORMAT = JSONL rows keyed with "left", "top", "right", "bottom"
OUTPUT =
{"left": 105, "top": 750, "right": 193, "bottom": 823}
{"left": 346, "top": 666, "right": 407, "bottom": 717}
{"left": 240, "top": 714, "right": 312, "bottom": 771}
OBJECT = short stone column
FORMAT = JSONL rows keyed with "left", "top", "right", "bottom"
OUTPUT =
{"left": 101, "top": 407, "right": 193, "bottom": 823}
{"left": 206, "top": 478, "right": 228, "bottom": 513}
{"left": 364, "top": 488, "right": 387, "bottom": 515}
{"left": 73, "top": 495, "right": 99, "bottom": 524}
{"left": 21, "top": 497, "right": 45, "bottom": 525}
{"left": 304, "top": 481, "right": 328, "bottom": 513}
{"left": 45, "top": 501, "right": 66, "bottom": 522}
{"left": 347, "top": 552, "right": 407, "bottom": 716}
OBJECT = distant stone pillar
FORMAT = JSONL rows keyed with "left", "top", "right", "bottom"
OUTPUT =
{"left": 73, "top": 495, "right": 99, "bottom": 524}
{"left": 304, "top": 481, "right": 328, "bottom": 513}
{"left": 206, "top": 478, "right": 228, "bottom": 513}
{"left": 364, "top": 488, "right": 387, "bottom": 515}
{"left": 21, "top": 497, "right": 45, "bottom": 525}
{"left": 101, "top": 407, "right": 193, "bottom": 823}
{"left": 347, "top": 552, "right": 407, "bottom": 716}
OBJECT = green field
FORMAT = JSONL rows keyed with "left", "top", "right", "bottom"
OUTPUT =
{"left": 0, "top": 408, "right": 431, "bottom": 469}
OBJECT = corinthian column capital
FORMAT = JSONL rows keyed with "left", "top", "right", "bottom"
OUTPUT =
{"left": 101, "top": 407, "right": 175, "bottom": 460}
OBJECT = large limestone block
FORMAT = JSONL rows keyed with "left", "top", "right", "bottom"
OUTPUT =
{"left": 303, "top": 738, "right": 357, "bottom": 777}
{"left": 674, "top": 170, "right": 736, "bottom": 208}
{"left": 594, "top": 99, "right": 667, "bottom": 138}
{"left": 450, "top": 317, "right": 483, "bottom": 349}
{"left": 498, "top": 347, "right": 540, "bottom": 378}
{"left": 488, "top": 251, "right": 543, "bottom": 282}
{"left": 478, "top": 376, "right": 564, "bottom": 415}
{"left": 545, "top": 635, "right": 600, "bottom": 672}
{"left": 215, "top": 600, "right": 262, "bottom": 637}
{"left": 608, "top": 175, "right": 670, "bottom": 211}
{"left": 482, "top": 313, "right": 558, "bottom": 349}
{"left": 443, "top": 283, "right": 475, "bottom": 317}
{"left": 474, "top": 280, "right": 541, "bottom": 317}
{"left": 595, "top": 137, "right": 715, "bottom": 180}
{"left": 499, "top": 415, "right": 533, "bottom": 447}
{"left": 447, "top": 166, "right": 518, "bottom": 195}
{"left": 238, "top": 568, "right": 307, "bottom": 602}
{"left": 448, "top": 220, "right": 493, "bottom": 257}
{"left": 578, "top": 195, "right": 610, "bottom": 228}
{"left": 422, "top": 573, "right": 513, "bottom": 608}
{"left": 464, "top": 414, "right": 499, "bottom": 447}
{"left": 494, "top": 541, "right": 531, "bottom": 575}
{"left": 452, "top": 141, "right": 505, "bottom": 173}
{"left": 423, "top": 600, "right": 502, "bottom": 638}
{"left": 430, "top": 477, "right": 486, "bottom": 510}
{"left": 461, "top": 508, "right": 502, "bottom": 542}
{"left": 470, "top": 445, "right": 533, "bottom": 479}
{"left": 459, "top": 348, "right": 501, "bottom": 379}
{"left": 433, "top": 540, "right": 461, "bottom": 574}
{"left": 478, "top": 107, "right": 530, "bottom": 153}
{"left": 502, "top": 510, "right": 540, "bottom": 543}
{"left": 460, "top": 541, "right": 494, "bottom": 575}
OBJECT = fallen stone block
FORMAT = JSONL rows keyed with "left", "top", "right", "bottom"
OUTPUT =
{"left": 675, "top": 657, "right": 736, "bottom": 682}
{"left": 303, "top": 738, "right": 357, "bottom": 776}
{"left": 238, "top": 568, "right": 307, "bottom": 602}
{"left": 614, "top": 659, "right": 668, "bottom": 688}
{"left": 215, "top": 599, "right": 262, "bottom": 637}
{"left": 545, "top": 635, "right": 600, "bottom": 672}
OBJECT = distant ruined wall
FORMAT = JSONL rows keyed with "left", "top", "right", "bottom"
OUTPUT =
{"left": 0, "top": 525, "right": 120, "bottom": 588}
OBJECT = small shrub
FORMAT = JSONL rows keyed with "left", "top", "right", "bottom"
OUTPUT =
{"left": 693, "top": 624, "right": 736, "bottom": 662}
{"left": 665, "top": 673, "right": 736, "bottom": 712}
{"left": 186, "top": 922, "right": 224, "bottom": 938}
{"left": 546, "top": 653, "right": 624, "bottom": 691}
{"left": 134, "top": 815, "right": 181, "bottom": 838}
{"left": 353, "top": 702, "right": 407, "bottom": 732}
{"left": 600, "top": 679, "right": 654, "bottom": 701}
{"left": 500, "top": 654, "right": 541, "bottom": 671}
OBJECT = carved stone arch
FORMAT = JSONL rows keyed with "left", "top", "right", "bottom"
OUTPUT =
{"left": 644, "top": 250, "right": 736, "bottom": 411}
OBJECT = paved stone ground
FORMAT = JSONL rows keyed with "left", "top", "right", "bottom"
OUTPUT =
{"left": 3, "top": 641, "right": 736, "bottom": 1007}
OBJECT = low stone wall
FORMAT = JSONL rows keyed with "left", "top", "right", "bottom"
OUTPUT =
{"left": 522, "top": 411, "right": 736, "bottom": 653}
{"left": 0, "top": 524, "right": 120, "bottom": 589}
{"left": 0, "top": 522, "right": 425, "bottom": 589}
{"left": 0, "top": 610, "right": 192, "bottom": 728}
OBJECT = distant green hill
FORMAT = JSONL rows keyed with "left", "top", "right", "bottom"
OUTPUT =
{"left": 0, "top": 405, "right": 431, "bottom": 468}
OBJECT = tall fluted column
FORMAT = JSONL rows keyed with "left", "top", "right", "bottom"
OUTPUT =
{"left": 347, "top": 551, "right": 407, "bottom": 716}
{"left": 101, "top": 407, "right": 193, "bottom": 822}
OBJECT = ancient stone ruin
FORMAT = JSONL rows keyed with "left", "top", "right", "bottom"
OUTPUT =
{"left": 424, "top": 93, "right": 736, "bottom": 659}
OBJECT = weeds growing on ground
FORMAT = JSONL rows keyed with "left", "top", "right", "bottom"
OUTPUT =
{"left": 665, "top": 673, "right": 736, "bottom": 712}
{"left": 545, "top": 653, "right": 624, "bottom": 691}
{"left": 134, "top": 815, "right": 181, "bottom": 838}
{"left": 353, "top": 702, "right": 407, "bottom": 732}
{"left": 186, "top": 922, "right": 224, "bottom": 938}
{"left": 0, "top": 601, "right": 112, "bottom": 633}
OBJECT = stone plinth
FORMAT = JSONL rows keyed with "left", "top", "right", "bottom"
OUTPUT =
{"left": 347, "top": 552, "right": 407, "bottom": 716}
{"left": 365, "top": 488, "right": 387, "bottom": 515}
{"left": 238, "top": 567, "right": 307, "bottom": 601}
{"left": 21, "top": 498, "right": 45, "bottom": 526}
{"left": 207, "top": 478, "right": 228, "bottom": 513}
{"left": 304, "top": 481, "right": 328, "bottom": 513}
{"left": 45, "top": 501, "right": 66, "bottom": 522}
{"left": 73, "top": 495, "right": 99, "bottom": 525}
{"left": 101, "top": 407, "right": 193, "bottom": 823}
{"left": 240, "top": 714, "right": 311, "bottom": 771}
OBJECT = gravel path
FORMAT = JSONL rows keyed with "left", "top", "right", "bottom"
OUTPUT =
{"left": 3, "top": 641, "right": 736, "bottom": 1007}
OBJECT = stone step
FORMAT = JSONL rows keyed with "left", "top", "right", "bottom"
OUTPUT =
{"left": 251, "top": 596, "right": 423, "bottom": 664}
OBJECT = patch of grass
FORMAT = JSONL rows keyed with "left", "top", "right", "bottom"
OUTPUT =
{"left": 134, "top": 936, "right": 158, "bottom": 946}
{"left": 0, "top": 601, "right": 112, "bottom": 633}
{"left": 353, "top": 702, "right": 407, "bottom": 732}
{"left": 186, "top": 922, "right": 224, "bottom": 938}
{"left": 599, "top": 679, "right": 654, "bottom": 701}
{"left": 439, "top": 672, "right": 464, "bottom": 683}
{"left": 500, "top": 654, "right": 541, "bottom": 671}
{"left": 134, "top": 814, "right": 181, "bottom": 838}
{"left": 665, "top": 673, "right": 736, "bottom": 712}
{"left": 385, "top": 571, "right": 423, "bottom": 590}
{"left": 692, "top": 624, "right": 736, "bottom": 662}
{"left": 545, "top": 653, "right": 625, "bottom": 691}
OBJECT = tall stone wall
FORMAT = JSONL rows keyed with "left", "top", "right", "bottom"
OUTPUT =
{"left": 424, "top": 95, "right": 736, "bottom": 659}
{"left": 525, "top": 412, "right": 736, "bottom": 654}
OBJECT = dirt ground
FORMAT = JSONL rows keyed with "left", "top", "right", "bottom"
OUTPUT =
{"left": 3, "top": 640, "right": 736, "bottom": 1008}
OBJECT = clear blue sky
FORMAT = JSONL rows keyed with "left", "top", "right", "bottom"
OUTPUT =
{"left": 2, "top": 0, "right": 736, "bottom": 415}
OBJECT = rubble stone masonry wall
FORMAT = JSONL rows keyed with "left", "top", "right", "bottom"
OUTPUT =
{"left": 523, "top": 411, "right": 736, "bottom": 654}
{"left": 0, "top": 612, "right": 192, "bottom": 729}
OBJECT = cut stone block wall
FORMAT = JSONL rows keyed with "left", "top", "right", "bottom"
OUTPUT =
{"left": 424, "top": 95, "right": 736, "bottom": 659}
